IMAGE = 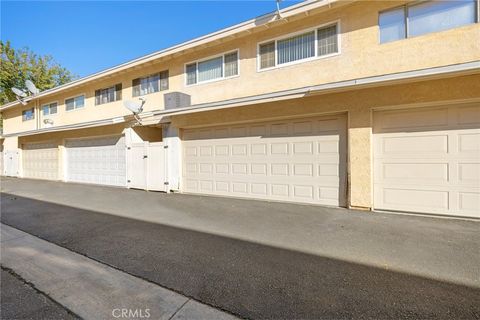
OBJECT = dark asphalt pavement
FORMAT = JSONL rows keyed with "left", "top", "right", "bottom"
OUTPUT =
{"left": 2, "top": 193, "right": 479, "bottom": 320}
{"left": 0, "top": 268, "right": 78, "bottom": 320}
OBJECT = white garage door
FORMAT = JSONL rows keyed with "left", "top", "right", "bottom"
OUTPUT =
{"left": 66, "top": 136, "right": 126, "bottom": 187}
{"left": 23, "top": 142, "right": 58, "bottom": 180}
{"left": 182, "top": 114, "right": 347, "bottom": 206}
{"left": 374, "top": 104, "right": 480, "bottom": 218}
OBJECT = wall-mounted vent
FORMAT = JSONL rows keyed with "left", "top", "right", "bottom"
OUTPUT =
{"left": 164, "top": 92, "right": 191, "bottom": 110}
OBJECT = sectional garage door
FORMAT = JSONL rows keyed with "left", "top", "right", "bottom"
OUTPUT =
{"left": 65, "top": 136, "right": 126, "bottom": 187}
{"left": 182, "top": 114, "right": 347, "bottom": 206}
{"left": 373, "top": 104, "right": 480, "bottom": 218}
{"left": 23, "top": 142, "right": 59, "bottom": 180}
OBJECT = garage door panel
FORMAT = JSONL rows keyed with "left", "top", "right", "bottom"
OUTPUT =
{"left": 374, "top": 107, "right": 449, "bottom": 132}
{"left": 374, "top": 104, "right": 480, "bottom": 218}
{"left": 456, "top": 104, "right": 480, "bottom": 125}
{"left": 66, "top": 136, "right": 126, "bottom": 187}
{"left": 23, "top": 143, "right": 58, "bottom": 180}
{"left": 183, "top": 115, "right": 347, "bottom": 206}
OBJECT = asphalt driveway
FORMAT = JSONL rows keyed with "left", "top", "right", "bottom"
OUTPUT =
{"left": 1, "top": 177, "right": 479, "bottom": 319}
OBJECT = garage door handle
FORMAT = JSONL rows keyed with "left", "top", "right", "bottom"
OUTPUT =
{"left": 143, "top": 155, "right": 148, "bottom": 159}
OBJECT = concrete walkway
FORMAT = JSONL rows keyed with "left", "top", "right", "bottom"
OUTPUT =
{"left": 0, "top": 224, "right": 238, "bottom": 320}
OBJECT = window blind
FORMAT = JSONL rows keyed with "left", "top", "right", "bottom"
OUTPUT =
{"left": 198, "top": 56, "right": 223, "bottom": 82}
{"left": 277, "top": 31, "right": 315, "bottom": 65}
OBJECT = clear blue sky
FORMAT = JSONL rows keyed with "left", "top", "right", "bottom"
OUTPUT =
{"left": 1, "top": 1, "right": 302, "bottom": 78}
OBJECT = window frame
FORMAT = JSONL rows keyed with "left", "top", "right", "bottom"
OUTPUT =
{"left": 22, "top": 108, "right": 35, "bottom": 122}
{"left": 41, "top": 101, "right": 59, "bottom": 117}
{"left": 184, "top": 49, "right": 240, "bottom": 87}
{"left": 379, "top": 0, "right": 480, "bottom": 44}
{"left": 256, "top": 20, "right": 341, "bottom": 72}
{"left": 64, "top": 94, "right": 86, "bottom": 112}
{"left": 94, "top": 84, "right": 122, "bottom": 106}
{"left": 132, "top": 70, "right": 169, "bottom": 97}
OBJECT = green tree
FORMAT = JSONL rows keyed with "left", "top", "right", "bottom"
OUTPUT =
{"left": 0, "top": 40, "right": 77, "bottom": 105}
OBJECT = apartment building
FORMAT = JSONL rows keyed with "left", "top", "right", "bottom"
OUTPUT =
{"left": 1, "top": 0, "right": 479, "bottom": 218}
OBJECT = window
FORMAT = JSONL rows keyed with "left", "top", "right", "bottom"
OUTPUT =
{"left": 258, "top": 23, "right": 339, "bottom": 70}
{"left": 95, "top": 84, "right": 122, "bottom": 105}
{"left": 259, "top": 41, "right": 275, "bottom": 69}
{"left": 42, "top": 102, "right": 58, "bottom": 116}
{"left": 185, "top": 50, "right": 239, "bottom": 85}
{"left": 380, "top": 0, "right": 478, "bottom": 43}
{"left": 22, "top": 108, "right": 34, "bottom": 121}
{"left": 379, "top": 7, "right": 406, "bottom": 43}
{"left": 132, "top": 70, "right": 169, "bottom": 97}
{"left": 277, "top": 31, "right": 315, "bottom": 65}
{"left": 66, "top": 95, "right": 85, "bottom": 111}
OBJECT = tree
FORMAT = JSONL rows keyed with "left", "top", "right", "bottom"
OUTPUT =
{"left": 0, "top": 40, "right": 77, "bottom": 105}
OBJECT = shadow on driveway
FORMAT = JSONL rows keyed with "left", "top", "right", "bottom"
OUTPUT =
{"left": 1, "top": 193, "right": 479, "bottom": 319}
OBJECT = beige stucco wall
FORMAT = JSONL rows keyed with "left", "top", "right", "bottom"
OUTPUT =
{"left": 2, "top": 74, "right": 479, "bottom": 207}
{"left": 170, "top": 74, "right": 480, "bottom": 209}
{"left": 2, "top": 0, "right": 479, "bottom": 135}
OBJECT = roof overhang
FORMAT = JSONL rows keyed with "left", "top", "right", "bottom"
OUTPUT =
{"left": 4, "top": 60, "right": 479, "bottom": 137}
{"left": 0, "top": 0, "right": 355, "bottom": 112}
{"left": 143, "top": 60, "right": 480, "bottom": 122}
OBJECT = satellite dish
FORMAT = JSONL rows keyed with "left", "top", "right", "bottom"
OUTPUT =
{"left": 276, "top": 0, "right": 282, "bottom": 16}
{"left": 11, "top": 87, "right": 27, "bottom": 98}
{"left": 25, "top": 80, "right": 40, "bottom": 95}
{"left": 123, "top": 98, "right": 145, "bottom": 115}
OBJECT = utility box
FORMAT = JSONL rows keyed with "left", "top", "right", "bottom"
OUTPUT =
{"left": 164, "top": 92, "right": 191, "bottom": 110}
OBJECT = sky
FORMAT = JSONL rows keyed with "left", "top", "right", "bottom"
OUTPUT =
{"left": 1, "top": 0, "right": 303, "bottom": 78}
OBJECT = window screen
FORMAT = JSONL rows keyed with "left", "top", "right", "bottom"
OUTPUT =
{"left": 317, "top": 25, "right": 338, "bottom": 56}
{"left": 186, "top": 63, "right": 197, "bottom": 85}
{"left": 224, "top": 52, "right": 239, "bottom": 77}
{"left": 259, "top": 41, "right": 275, "bottom": 69}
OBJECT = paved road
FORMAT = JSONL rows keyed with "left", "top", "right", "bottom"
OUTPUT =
{"left": 1, "top": 268, "right": 78, "bottom": 320}
{"left": 1, "top": 178, "right": 480, "bottom": 319}
{"left": 2, "top": 224, "right": 239, "bottom": 320}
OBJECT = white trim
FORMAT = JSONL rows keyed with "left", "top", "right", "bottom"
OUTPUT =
{"left": 256, "top": 20, "right": 341, "bottom": 72}
{"left": 64, "top": 93, "right": 86, "bottom": 112}
{"left": 184, "top": 49, "right": 240, "bottom": 87}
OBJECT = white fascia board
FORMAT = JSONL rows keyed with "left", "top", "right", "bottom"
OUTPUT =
{"left": 0, "top": 0, "right": 346, "bottom": 111}
{"left": 153, "top": 60, "right": 480, "bottom": 118}
{"left": 3, "top": 116, "right": 127, "bottom": 138}
{"left": 5, "top": 60, "right": 479, "bottom": 137}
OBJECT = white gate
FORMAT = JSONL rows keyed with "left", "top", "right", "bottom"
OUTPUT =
{"left": 128, "top": 142, "right": 167, "bottom": 192}
{"left": 3, "top": 150, "right": 19, "bottom": 177}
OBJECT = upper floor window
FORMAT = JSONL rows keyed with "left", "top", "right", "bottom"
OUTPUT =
{"left": 379, "top": 0, "right": 478, "bottom": 44}
{"left": 22, "top": 108, "right": 34, "bottom": 121}
{"left": 42, "top": 102, "right": 58, "bottom": 116}
{"left": 185, "top": 50, "right": 239, "bottom": 85}
{"left": 66, "top": 95, "right": 85, "bottom": 111}
{"left": 258, "top": 23, "right": 339, "bottom": 70}
{"left": 132, "top": 70, "right": 169, "bottom": 97}
{"left": 95, "top": 84, "right": 122, "bottom": 105}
